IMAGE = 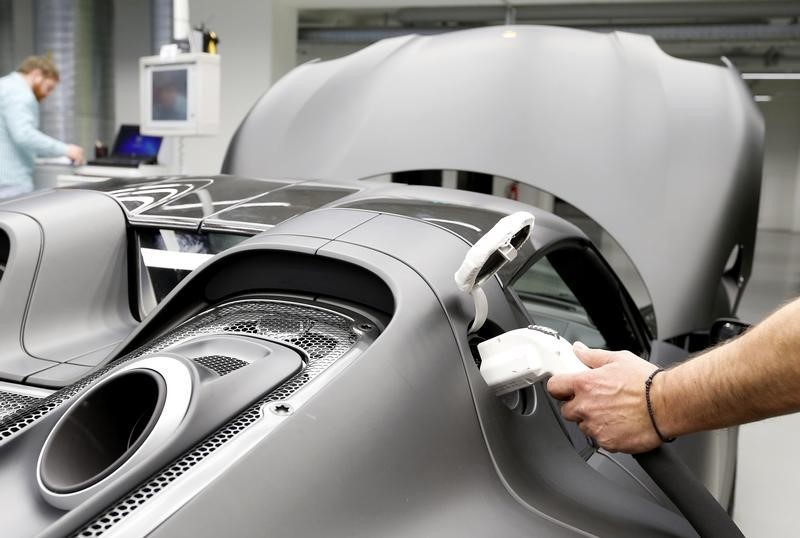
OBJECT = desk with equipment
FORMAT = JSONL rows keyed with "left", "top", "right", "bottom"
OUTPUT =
{"left": 88, "top": 125, "right": 162, "bottom": 168}
{"left": 56, "top": 125, "right": 168, "bottom": 187}
{"left": 55, "top": 52, "right": 220, "bottom": 188}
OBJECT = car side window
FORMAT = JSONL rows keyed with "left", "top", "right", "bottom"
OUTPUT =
{"left": 134, "top": 228, "right": 248, "bottom": 317}
{"left": 511, "top": 241, "right": 649, "bottom": 357}
{"left": 512, "top": 256, "right": 607, "bottom": 349}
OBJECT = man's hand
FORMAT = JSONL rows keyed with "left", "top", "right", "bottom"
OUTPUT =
{"left": 65, "top": 144, "right": 85, "bottom": 165}
{"left": 547, "top": 342, "right": 663, "bottom": 453}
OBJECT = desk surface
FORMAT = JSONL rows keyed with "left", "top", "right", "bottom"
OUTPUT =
{"left": 55, "top": 165, "right": 170, "bottom": 188}
{"left": 75, "top": 164, "right": 169, "bottom": 178}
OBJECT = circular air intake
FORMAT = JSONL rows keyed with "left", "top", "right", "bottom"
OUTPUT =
{"left": 38, "top": 356, "right": 193, "bottom": 509}
{"left": 39, "top": 370, "right": 166, "bottom": 494}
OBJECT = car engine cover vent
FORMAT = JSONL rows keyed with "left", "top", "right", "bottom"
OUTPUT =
{"left": 192, "top": 355, "right": 248, "bottom": 376}
{"left": 135, "top": 300, "right": 357, "bottom": 358}
{"left": 76, "top": 298, "right": 375, "bottom": 537}
{"left": 0, "top": 390, "right": 41, "bottom": 422}
{"left": 0, "top": 299, "right": 361, "bottom": 446}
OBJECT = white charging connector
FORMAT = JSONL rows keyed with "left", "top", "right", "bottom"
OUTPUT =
{"left": 453, "top": 211, "right": 535, "bottom": 334}
{"left": 477, "top": 325, "right": 589, "bottom": 395}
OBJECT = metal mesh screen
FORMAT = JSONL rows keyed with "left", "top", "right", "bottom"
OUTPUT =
{"left": 0, "top": 391, "right": 41, "bottom": 422}
{"left": 192, "top": 355, "right": 247, "bottom": 377}
{"left": 132, "top": 301, "right": 356, "bottom": 360}
{"left": 0, "top": 299, "right": 360, "bottom": 442}
{"left": 12, "top": 299, "right": 368, "bottom": 537}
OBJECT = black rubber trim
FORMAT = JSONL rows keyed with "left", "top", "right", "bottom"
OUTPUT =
{"left": 634, "top": 445, "right": 744, "bottom": 538}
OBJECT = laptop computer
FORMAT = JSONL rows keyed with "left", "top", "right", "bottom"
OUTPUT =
{"left": 87, "top": 125, "right": 162, "bottom": 168}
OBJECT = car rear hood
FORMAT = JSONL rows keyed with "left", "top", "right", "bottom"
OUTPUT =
{"left": 224, "top": 25, "right": 764, "bottom": 339}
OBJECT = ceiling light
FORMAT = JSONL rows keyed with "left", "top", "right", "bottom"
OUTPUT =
{"left": 742, "top": 73, "right": 800, "bottom": 80}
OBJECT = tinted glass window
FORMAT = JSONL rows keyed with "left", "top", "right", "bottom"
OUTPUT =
{"left": 513, "top": 256, "right": 606, "bottom": 349}
{"left": 140, "top": 179, "right": 290, "bottom": 219}
{"left": 342, "top": 198, "right": 534, "bottom": 282}
{"left": 211, "top": 185, "right": 359, "bottom": 227}
{"left": 138, "top": 228, "right": 247, "bottom": 303}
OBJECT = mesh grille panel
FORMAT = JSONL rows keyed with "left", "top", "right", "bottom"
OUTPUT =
{"left": 133, "top": 300, "right": 355, "bottom": 359}
{"left": 0, "top": 300, "right": 358, "bottom": 443}
{"left": 0, "top": 391, "right": 41, "bottom": 421}
{"left": 0, "top": 368, "right": 125, "bottom": 442}
{"left": 73, "top": 299, "right": 365, "bottom": 537}
{"left": 192, "top": 355, "right": 247, "bottom": 376}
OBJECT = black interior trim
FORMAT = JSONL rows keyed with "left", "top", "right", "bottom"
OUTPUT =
{"left": 547, "top": 246, "right": 644, "bottom": 354}
{"left": 507, "top": 239, "right": 649, "bottom": 355}
{"left": 0, "top": 228, "right": 8, "bottom": 282}
{"left": 121, "top": 250, "right": 395, "bottom": 355}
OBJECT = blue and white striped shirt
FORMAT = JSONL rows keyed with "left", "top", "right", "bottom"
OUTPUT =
{"left": 0, "top": 72, "right": 67, "bottom": 194}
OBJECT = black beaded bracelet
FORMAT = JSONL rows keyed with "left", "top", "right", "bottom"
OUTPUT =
{"left": 645, "top": 368, "right": 676, "bottom": 443}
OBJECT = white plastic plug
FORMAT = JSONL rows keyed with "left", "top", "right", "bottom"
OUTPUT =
{"left": 477, "top": 325, "right": 589, "bottom": 395}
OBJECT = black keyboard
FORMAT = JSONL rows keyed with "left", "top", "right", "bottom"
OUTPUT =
{"left": 87, "top": 157, "right": 154, "bottom": 168}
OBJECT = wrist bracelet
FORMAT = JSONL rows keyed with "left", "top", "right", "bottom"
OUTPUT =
{"left": 645, "top": 368, "right": 676, "bottom": 443}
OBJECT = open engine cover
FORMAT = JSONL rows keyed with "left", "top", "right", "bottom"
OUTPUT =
{"left": 223, "top": 25, "right": 764, "bottom": 339}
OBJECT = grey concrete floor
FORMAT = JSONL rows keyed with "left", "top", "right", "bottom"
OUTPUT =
{"left": 731, "top": 230, "right": 800, "bottom": 537}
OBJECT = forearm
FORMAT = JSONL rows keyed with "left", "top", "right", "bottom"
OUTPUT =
{"left": 654, "top": 298, "right": 800, "bottom": 437}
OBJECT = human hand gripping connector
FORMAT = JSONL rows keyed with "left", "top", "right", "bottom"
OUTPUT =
{"left": 477, "top": 325, "right": 589, "bottom": 395}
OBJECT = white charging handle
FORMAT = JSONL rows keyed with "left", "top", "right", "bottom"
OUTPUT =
{"left": 477, "top": 325, "right": 590, "bottom": 395}
{"left": 454, "top": 211, "right": 534, "bottom": 333}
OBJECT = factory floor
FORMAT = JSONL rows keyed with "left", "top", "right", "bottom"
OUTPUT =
{"left": 731, "top": 229, "right": 800, "bottom": 537}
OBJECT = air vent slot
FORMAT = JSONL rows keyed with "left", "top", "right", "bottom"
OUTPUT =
{"left": 0, "top": 228, "right": 8, "bottom": 282}
{"left": 192, "top": 355, "right": 247, "bottom": 376}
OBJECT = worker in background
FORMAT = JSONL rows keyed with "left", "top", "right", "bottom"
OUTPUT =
{"left": 547, "top": 297, "right": 800, "bottom": 453}
{"left": 0, "top": 55, "right": 84, "bottom": 199}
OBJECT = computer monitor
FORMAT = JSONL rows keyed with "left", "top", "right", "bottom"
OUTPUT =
{"left": 140, "top": 53, "right": 220, "bottom": 136}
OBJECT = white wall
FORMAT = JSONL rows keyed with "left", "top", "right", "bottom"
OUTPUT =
{"left": 756, "top": 96, "right": 800, "bottom": 231}
{"left": 112, "top": 0, "right": 284, "bottom": 175}
{"left": 272, "top": 0, "right": 299, "bottom": 83}
{"left": 11, "top": 0, "right": 33, "bottom": 63}
{"left": 176, "top": 0, "right": 275, "bottom": 175}
{"left": 113, "top": 0, "right": 151, "bottom": 130}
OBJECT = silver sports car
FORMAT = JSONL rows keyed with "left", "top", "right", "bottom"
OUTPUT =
{"left": 0, "top": 25, "right": 760, "bottom": 537}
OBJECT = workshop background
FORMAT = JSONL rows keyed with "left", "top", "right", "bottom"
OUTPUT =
{"left": 1, "top": 1, "right": 798, "bottom": 535}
